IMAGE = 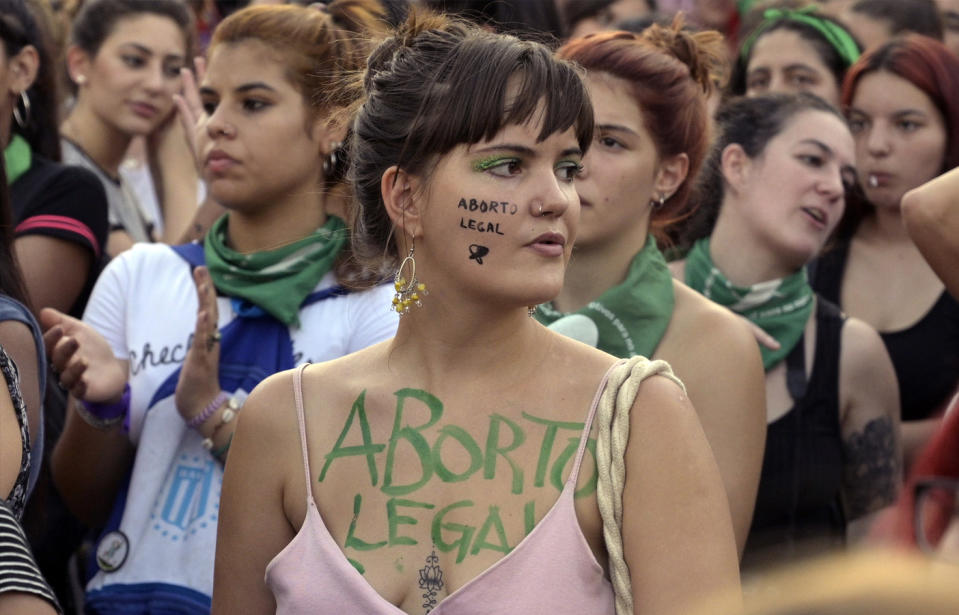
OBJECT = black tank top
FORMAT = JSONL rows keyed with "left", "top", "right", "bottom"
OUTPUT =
{"left": 743, "top": 299, "right": 846, "bottom": 568}
{"left": 811, "top": 241, "right": 959, "bottom": 421}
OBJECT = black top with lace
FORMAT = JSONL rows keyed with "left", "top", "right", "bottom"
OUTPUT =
{"left": 0, "top": 344, "right": 30, "bottom": 520}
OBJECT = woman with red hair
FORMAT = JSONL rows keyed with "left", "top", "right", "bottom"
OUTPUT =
{"left": 810, "top": 34, "right": 959, "bottom": 468}
{"left": 541, "top": 22, "right": 767, "bottom": 556}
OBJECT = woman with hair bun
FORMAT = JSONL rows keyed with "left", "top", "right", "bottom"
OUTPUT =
{"left": 543, "top": 21, "right": 766, "bottom": 556}
{"left": 213, "top": 10, "right": 740, "bottom": 615}
{"left": 42, "top": 2, "right": 396, "bottom": 612}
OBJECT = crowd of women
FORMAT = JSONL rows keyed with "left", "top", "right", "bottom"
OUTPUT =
{"left": 1, "top": 0, "right": 958, "bottom": 614}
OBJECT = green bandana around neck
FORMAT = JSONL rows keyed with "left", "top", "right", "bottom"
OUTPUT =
{"left": 535, "top": 235, "right": 675, "bottom": 358}
{"left": 4, "top": 134, "right": 31, "bottom": 185}
{"left": 684, "top": 238, "right": 813, "bottom": 370}
{"left": 204, "top": 214, "right": 348, "bottom": 327}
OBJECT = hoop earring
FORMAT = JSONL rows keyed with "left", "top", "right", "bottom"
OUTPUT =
{"left": 13, "top": 91, "right": 30, "bottom": 129}
{"left": 322, "top": 142, "right": 341, "bottom": 177}
{"left": 392, "top": 238, "right": 428, "bottom": 315}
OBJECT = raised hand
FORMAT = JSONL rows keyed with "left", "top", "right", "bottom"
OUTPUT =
{"left": 40, "top": 308, "right": 128, "bottom": 404}
{"left": 174, "top": 266, "right": 223, "bottom": 423}
{"left": 172, "top": 56, "right": 207, "bottom": 163}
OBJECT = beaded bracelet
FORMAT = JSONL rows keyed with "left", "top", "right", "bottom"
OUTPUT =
{"left": 201, "top": 396, "right": 240, "bottom": 451}
{"left": 211, "top": 433, "right": 234, "bottom": 461}
{"left": 187, "top": 391, "right": 230, "bottom": 429}
{"left": 76, "top": 385, "right": 131, "bottom": 430}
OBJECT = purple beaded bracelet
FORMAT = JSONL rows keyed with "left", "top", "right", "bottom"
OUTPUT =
{"left": 187, "top": 391, "right": 230, "bottom": 429}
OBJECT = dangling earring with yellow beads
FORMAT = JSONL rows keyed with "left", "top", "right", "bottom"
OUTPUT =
{"left": 391, "top": 237, "right": 427, "bottom": 315}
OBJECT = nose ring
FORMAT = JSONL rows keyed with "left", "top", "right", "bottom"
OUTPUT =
{"left": 537, "top": 204, "right": 544, "bottom": 216}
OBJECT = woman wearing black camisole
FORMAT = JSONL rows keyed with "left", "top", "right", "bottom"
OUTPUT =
{"left": 675, "top": 93, "right": 902, "bottom": 568}
{"left": 810, "top": 35, "right": 959, "bottom": 465}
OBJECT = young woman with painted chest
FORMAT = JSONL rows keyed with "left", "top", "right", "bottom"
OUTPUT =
{"left": 213, "top": 12, "right": 740, "bottom": 615}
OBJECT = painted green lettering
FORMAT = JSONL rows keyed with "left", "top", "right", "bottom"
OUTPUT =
{"left": 431, "top": 500, "right": 475, "bottom": 564}
{"left": 345, "top": 494, "right": 387, "bottom": 551}
{"left": 348, "top": 558, "right": 366, "bottom": 575}
{"left": 484, "top": 414, "right": 526, "bottom": 493}
{"left": 382, "top": 388, "right": 443, "bottom": 496}
{"left": 432, "top": 425, "right": 483, "bottom": 483}
{"left": 387, "top": 498, "right": 434, "bottom": 546}
{"left": 318, "top": 390, "right": 385, "bottom": 485}
{"left": 524, "top": 499, "right": 535, "bottom": 536}
{"left": 470, "top": 506, "right": 511, "bottom": 555}
{"left": 522, "top": 412, "right": 583, "bottom": 488}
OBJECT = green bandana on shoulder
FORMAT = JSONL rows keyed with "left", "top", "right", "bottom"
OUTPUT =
{"left": 204, "top": 214, "right": 348, "bottom": 327}
{"left": 684, "top": 238, "right": 813, "bottom": 370}
{"left": 535, "top": 235, "right": 675, "bottom": 358}
{"left": 4, "top": 134, "right": 32, "bottom": 185}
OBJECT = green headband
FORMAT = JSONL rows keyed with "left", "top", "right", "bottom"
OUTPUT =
{"left": 740, "top": 6, "right": 860, "bottom": 68}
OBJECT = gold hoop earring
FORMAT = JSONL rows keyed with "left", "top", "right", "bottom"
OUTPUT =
{"left": 392, "top": 238, "right": 428, "bottom": 315}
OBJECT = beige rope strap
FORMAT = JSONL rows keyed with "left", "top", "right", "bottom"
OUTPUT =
{"left": 596, "top": 356, "right": 687, "bottom": 615}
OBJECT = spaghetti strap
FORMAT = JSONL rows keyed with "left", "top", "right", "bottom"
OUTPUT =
{"left": 567, "top": 359, "right": 629, "bottom": 485}
{"left": 292, "top": 363, "right": 313, "bottom": 500}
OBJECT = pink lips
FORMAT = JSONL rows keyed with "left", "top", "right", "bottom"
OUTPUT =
{"left": 129, "top": 101, "right": 158, "bottom": 119}
{"left": 866, "top": 171, "right": 892, "bottom": 189}
{"left": 204, "top": 150, "right": 238, "bottom": 174}
{"left": 527, "top": 232, "right": 566, "bottom": 257}
{"left": 801, "top": 206, "right": 828, "bottom": 231}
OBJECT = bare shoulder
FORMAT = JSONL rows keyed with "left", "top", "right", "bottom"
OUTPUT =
{"left": 237, "top": 368, "right": 300, "bottom": 440}
{"left": 667, "top": 281, "right": 761, "bottom": 365}
{"left": 0, "top": 320, "right": 39, "bottom": 370}
{"left": 840, "top": 316, "right": 886, "bottom": 365}
{"left": 540, "top": 326, "right": 621, "bottom": 388}
{"left": 297, "top": 339, "right": 392, "bottom": 403}
{"left": 839, "top": 316, "right": 895, "bottom": 391}
{"left": 628, "top": 372, "right": 700, "bottom": 439}
{"left": 838, "top": 316, "right": 898, "bottom": 423}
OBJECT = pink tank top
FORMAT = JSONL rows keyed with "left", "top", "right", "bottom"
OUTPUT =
{"left": 265, "top": 363, "right": 617, "bottom": 614}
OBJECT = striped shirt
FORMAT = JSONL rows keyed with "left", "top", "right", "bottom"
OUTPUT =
{"left": 0, "top": 499, "right": 60, "bottom": 613}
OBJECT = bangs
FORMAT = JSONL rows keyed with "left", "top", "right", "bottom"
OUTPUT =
{"left": 400, "top": 32, "right": 593, "bottom": 167}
